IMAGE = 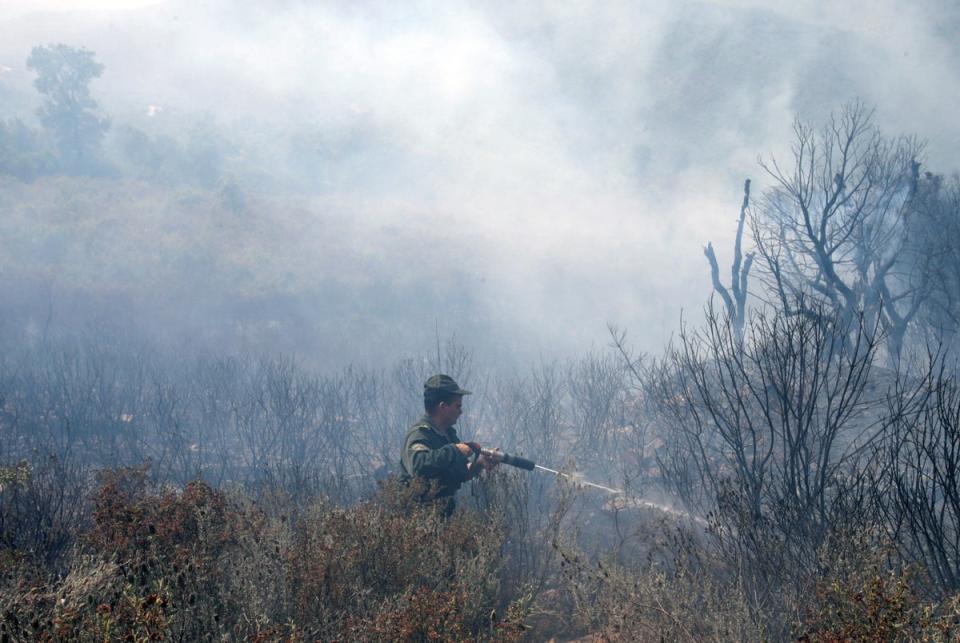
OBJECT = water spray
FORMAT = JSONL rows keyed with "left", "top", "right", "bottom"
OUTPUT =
{"left": 472, "top": 445, "right": 704, "bottom": 523}
{"left": 530, "top": 463, "right": 624, "bottom": 495}
{"left": 473, "top": 445, "right": 621, "bottom": 493}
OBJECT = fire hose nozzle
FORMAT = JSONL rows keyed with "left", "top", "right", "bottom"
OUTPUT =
{"left": 480, "top": 447, "right": 536, "bottom": 471}
{"left": 469, "top": 444, "right": 628, "bottom": 497}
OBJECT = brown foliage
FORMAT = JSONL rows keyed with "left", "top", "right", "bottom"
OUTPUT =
{"left": 286, "top": 479, "right": 524, "bottom": 640}
{"left": 798, "top": 547, "right": 960, "bottom": 642}
{"left": 1, "top": 469, "right": 532, "bottom": 642}
{"left": 89, "top": 464, "right": 247, "bottom": 568}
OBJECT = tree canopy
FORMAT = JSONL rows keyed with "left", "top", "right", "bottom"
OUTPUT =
{"left": 26, "top": 44, "right": 109, "bottom": 174}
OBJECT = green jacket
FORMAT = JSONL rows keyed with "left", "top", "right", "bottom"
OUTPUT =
{"left": 399, "top": 415, "right": 470, "bottom": 500}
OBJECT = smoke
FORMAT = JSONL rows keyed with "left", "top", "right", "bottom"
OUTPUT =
{"left": 0, "top": 0, "right": 957, "bottom": 364}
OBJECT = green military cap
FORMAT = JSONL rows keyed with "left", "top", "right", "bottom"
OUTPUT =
{"left": 424, "top": 374, "right": 472, "bottom": 396}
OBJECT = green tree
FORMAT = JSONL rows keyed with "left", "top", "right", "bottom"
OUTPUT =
{"left": 26, "top": 44, "right": 109, "bottom": 173}
{"left": 0, "top": 117, "right": 55, "bottom": 179}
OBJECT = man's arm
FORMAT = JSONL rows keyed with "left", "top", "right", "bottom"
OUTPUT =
{"left": 407, "top": 440, "right": 470, "bottom": 480}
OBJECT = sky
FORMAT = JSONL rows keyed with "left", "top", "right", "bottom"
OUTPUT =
{"left": 1, "top": 0, "right": 958, "bottom": 365}
{"left": 0, "top": 0, "right": 161, "bottom": 14}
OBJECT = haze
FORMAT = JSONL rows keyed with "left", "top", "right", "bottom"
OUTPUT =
{"left": 2, "top": 0, "right": 958, "bottom": 367}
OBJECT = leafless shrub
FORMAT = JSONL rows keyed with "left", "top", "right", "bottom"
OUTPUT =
{"left": 903, "top": 172, "right": 960, "bottom": 352}
{"left": 634, "top": 301, "right": 887, "bottom": 618}
{"left": 556, "top": 521, "right": 762, "bottom": 641}
{"left": 874, "top": 352, "right": 960, "bottom": 596}
{"left": 0, "top": 454, "right": 89, "bottom": 567}
{"left": 468, "top": 468, "right": 577, "bottom": 634}
{"left": 752, "top": 101, "right": 924, "bottom": 362}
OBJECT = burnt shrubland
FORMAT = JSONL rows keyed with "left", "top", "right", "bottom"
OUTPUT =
{"left": 3, "top": 47, "right": 960, "bottom": 639}
{"left": 3, "top": 307, "right": 960, "bottom": 640}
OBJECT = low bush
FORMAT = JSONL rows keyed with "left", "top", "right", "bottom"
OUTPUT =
{"left": 287, "top": 479, "right": 526, "bottom": 640}
{"left": 797, "top": 531, "right": 960, "bottom": 642}
{"left": 555, "top": 523, "right": 761, "bottom": 641}
{"left": 0, "top": 468, "right": 532, "bottom": 641}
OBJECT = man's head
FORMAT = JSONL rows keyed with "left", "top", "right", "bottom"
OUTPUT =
{"left": 424, "top": 374, "right": 471, "bottom": 429}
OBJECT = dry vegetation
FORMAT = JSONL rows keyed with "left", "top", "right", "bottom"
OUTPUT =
{"left": 3, "top": 323, "right": 960, "bottom": 642}
{"left": 4, "top": 102, "right": 960, "bottom": 640}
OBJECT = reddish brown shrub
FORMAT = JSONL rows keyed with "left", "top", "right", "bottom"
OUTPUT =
{"left": 285, "top": 479, "right": 526, "bottom": 640}
{"left": 2, "top": 471, "right": 535, "bottom": 641}
{"left": 349, "top": 587, "right": 473, "bottom": 642}
{"left": 65, "top": 465, "right": 268, "bottom": 640}
{"left": 89, "top": 464, "right": 244, "bottom": 567}
{"left": 799, "top": 568, "right": 960, "bottom": 642}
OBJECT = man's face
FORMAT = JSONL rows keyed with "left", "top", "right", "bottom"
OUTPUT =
{"left": 436, "top": 395, "right": 463, "bottom": 428}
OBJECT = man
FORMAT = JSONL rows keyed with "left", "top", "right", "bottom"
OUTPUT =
{"left": 399, "top": 374, "right": 497, "bottom": 513}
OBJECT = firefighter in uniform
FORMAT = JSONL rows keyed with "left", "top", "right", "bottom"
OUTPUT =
{"left": 399, "top": 374, "right": 497, "bottom": 514}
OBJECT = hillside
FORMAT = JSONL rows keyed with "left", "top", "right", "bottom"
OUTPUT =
{"left": 0, "top": 175, "right": 495, "bottom": 366}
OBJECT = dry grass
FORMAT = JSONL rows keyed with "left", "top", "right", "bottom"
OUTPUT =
{"left": 2, "top": 465, "right": 960, "bottom": 641}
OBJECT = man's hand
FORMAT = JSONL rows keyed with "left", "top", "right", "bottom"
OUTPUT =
{"left": 481, "top": 448, "right": 502, "bottom": 470}
{"left": 466, "top": 456, "right": 489, "bottom": 479}
{"left": 457, "top": 443, "right": 500, "bottom": 477}
{"left": 468, "top": 451, "right": 500, "bottom": 478}
{"left": 474, "top": 453, "right": 494, "bottom": 472}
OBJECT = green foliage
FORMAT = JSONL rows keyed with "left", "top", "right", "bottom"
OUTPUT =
{"left": 26, "top": 44, "right": 109, "bottom": 174}
{"left": 115, "top": 119, "right": 230, "bottom": 188}
{"left": 182, "top": 118, "right": 228, "bottom": 188}
{"left": 115, "top": 126, "right": 180, "bottom": 182}
{"left": 0, "top": 118, "right": 55, "bottom": 179}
